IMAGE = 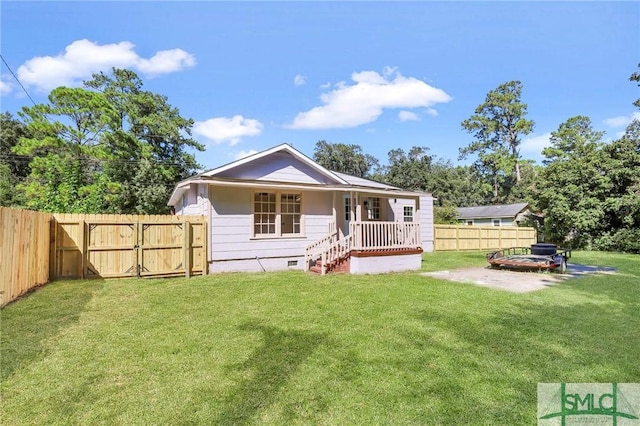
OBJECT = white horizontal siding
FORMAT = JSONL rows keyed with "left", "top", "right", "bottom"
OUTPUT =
{"left": 208, "top": 186, "right": 334, "bottom": 265}
{"left": 420, "top": 195, "right": 434, "bottom": 252}
{"left": 210, "top": 256, "right": 305, "bottom": 273}
{"left": 463, "top": 218, "right": 515, "bottom": 226}
{"left": 215, "top": 151, "right": 335, "bottom": 184}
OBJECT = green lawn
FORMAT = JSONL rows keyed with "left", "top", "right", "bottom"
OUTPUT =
{"left": 2, "top": 251, "right": 639, "bottom": 425}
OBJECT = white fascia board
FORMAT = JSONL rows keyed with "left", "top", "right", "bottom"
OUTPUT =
{"left": 167, "top": 177, "right": 210, "bottom": 206}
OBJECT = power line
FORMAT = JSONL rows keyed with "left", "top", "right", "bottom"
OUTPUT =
{"left": 0, "top": 154, "right": 193, "bottom": 167}
{"left": 0, "top": 54, "right": 37, "bottom": 106}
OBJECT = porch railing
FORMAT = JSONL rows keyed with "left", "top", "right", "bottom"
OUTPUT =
{"left": 304, "top": 221, "right": 337, "bottom": 271}
{"left": 350, "top": 221, "right": 421, "bottom": 251}
{"left": 305, "top": 221, "right": 422, "bottom": 273}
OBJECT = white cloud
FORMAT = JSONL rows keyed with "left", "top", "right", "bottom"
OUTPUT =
{"left": 425, "top": 107, "right": 439, "bottom": 117}
{"left": 137, "top": 49, "right": 196, "bottom": 75}
{"left": 286, "top": 68, "right": 452, "bottom": 129}
{"left": 0, "top": 77, "right": 13, "bottom": 96}
{"left": 193, "top": 115, "right": 263, "bottom": 146}
{"left": 15, "top": 39, "right": 196, "bottom": 93}
{"left": 521, "top": 132, "right": 552, "bottom": 153}
{"left": 398, "top": 110, "right": 419, "bottom": 122}
{"left": 320, "top": 82, "right": 331, "bottom": 89}
{"left": 294, "top": 74, "right": 307, "bottom": 87}
{"left": 233, "top": 149, "right": 258, "bottom": 160}
{"left": 604, "top": 111, "right": 640, "bottom": 128}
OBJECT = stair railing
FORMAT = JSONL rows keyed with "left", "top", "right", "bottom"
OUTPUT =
{"left": 319, "top": 234, "right": 353, "bottom": 275}
{"left": 304, "top": 222, "right": 338, "bottom": 271}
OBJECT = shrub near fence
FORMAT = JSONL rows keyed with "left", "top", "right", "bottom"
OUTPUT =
{"left": 0, "top": 207, "right": 52, "bottom": 307}
{"left": 434, "top": 224, "right": 536, "bottom": 251}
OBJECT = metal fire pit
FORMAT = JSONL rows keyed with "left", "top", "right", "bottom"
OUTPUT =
{"left": 486, "top": 246, "right": 571, "bottom": 273}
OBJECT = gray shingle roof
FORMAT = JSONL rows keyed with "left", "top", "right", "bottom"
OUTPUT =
{"left": 457, "top": 203, "right": 529, "bottom": 220}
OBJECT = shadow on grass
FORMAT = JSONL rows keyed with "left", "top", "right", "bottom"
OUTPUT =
{"left": 215, "top": 321, "right": 327, "bottom": 425}
{"left": 0, "top": 279, "right": 104, "bottom": 382}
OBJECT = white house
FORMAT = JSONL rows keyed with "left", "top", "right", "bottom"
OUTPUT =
{"left": 168, "top": 144, "right": 434, "bottom": 274}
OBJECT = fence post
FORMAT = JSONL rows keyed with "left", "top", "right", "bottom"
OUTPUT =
{"left": 184, "top": 221, "right": 191, "bottom": 278}
{"left": 135, "top": 221, "right": 142, "bottom": 277}
{"left": 79, "top": 220, "right": 86, "bottom": 279}
{"left": 49, "top": 218, "right": 57, "bottom": 280}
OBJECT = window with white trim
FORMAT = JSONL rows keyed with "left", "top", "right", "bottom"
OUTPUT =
{"left": 344, "top": 196, "right": 352, "bottom": 221}
{"left": 366, "top": 197, "right": 381, "bottom": 220}
{"left": 492, "top": 218, "right": 501, "bottom": 227}
{"left": 466, "top": 220, "right": 474, "bottom": 226}
{"left": 280, "top": 193, "right": 301, "bottom": 235}
{"left": 254, "top": 192, "right": 276, "bottom": 235}
{"left": 403, "top": 206, "right": 414, "bottom": 222}
{"left": 253, "top": 191, "right": 302, "bottom": 237}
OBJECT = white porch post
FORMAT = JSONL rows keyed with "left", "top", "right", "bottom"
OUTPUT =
{"left": 353, "top": 191, "right": 361, "bottom": 250}
{"left": 415, "top": 195, "right": 421, "bottom": 248}
{"left": 332, "top": 192, "right": 338, "bottom": 236}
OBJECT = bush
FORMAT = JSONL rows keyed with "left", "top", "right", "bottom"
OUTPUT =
{"left": 593, "top": 228, "right": 640, "bottom": 253}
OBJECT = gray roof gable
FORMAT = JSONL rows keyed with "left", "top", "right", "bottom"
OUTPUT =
{"left": 457, "top": 203, "right": 530, "bottom": 220}
{"left": 168, "top": 144, "right": 431, "bottom": 206}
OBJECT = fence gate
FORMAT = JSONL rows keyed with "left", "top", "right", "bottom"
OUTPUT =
{"left": 53, "top": 216, "right": 206, "bottom": 279}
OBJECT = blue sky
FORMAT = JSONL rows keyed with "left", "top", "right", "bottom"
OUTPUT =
{"left": 1, "top": 1, "right": 638, "bottom": 171}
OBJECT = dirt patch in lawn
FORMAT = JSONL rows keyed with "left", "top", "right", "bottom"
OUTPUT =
{"left": 421, "top": 263, "right": 617, "bottom": 293}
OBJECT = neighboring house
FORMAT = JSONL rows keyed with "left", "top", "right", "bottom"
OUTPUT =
{"left": 168, "top": 144, "right": 434, "bottom": 274}
{"left": 457, "top": 203, "right": 531, "bottom": 227}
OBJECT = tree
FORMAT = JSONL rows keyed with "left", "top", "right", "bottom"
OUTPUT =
{"left": 312, "top": 141, "right": 379, "bottom": 178}
{"left": 84, "top": 68, "right": 204, "bottom": 214}
{"left": 433, "top": 205, "right": 459, "bottom": 224}
{"left": 12, "top": 68, "right": 204, "bottom": 214}
{"left": 594, "top": 120, "right": 640, "bottom": 252}
{"left": 533, "top": 116, "right": 608, "bottom": 247}
{"left": 504, "top": 159, "right": 540, "bottom": 205}
{"left": 15, "top": 87, "right": 119, "bottom": 212}
{"left": 0, "top": 113, "right": 31, "bottom": 206}
{"left": 460, "top": 81, "right": 534, "bottom": 203}
{"left": 384, "top": 146, "right": 432, "bottom": 190}
{"left": 630, "top": 63, "right": 640, "bottom": 109}
{"left": 414, "top": 159, "right": 491, "bottom": 207}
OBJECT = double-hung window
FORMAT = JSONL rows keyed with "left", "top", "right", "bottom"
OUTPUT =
{"left": 253, "top": 191, "right": 302, "bottom": 237}
{"left": 367, "top": 197, "right": 381, "bottom": 220}
{"left": 403, "top": 206, "right": 414, "bottom": 222}
{"left": 254, "top": 192, "right": 276, "bottom": 235}
{"left": 280, "top": 193, "right": 301, "bottom": 235}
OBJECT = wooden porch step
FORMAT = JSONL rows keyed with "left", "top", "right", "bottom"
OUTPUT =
{"left": 309, "top": 255, "right": 351, "bottom": 275}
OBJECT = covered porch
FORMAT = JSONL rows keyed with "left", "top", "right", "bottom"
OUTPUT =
{"left": 305, "top": 190, "right": 424, "bottom": 274}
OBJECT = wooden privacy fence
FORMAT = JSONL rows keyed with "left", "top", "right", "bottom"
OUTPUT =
{"left": 434, "top": 224, "right": 536, "bottom": 251}
{"left": 1, "top": 208, "right": 207, "bottom": 307}
{"left": 1, "top": 207, "right": 52, "bottom": 307}
{"left": 52, "top": 213, "right": 207, "bottom": 280}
